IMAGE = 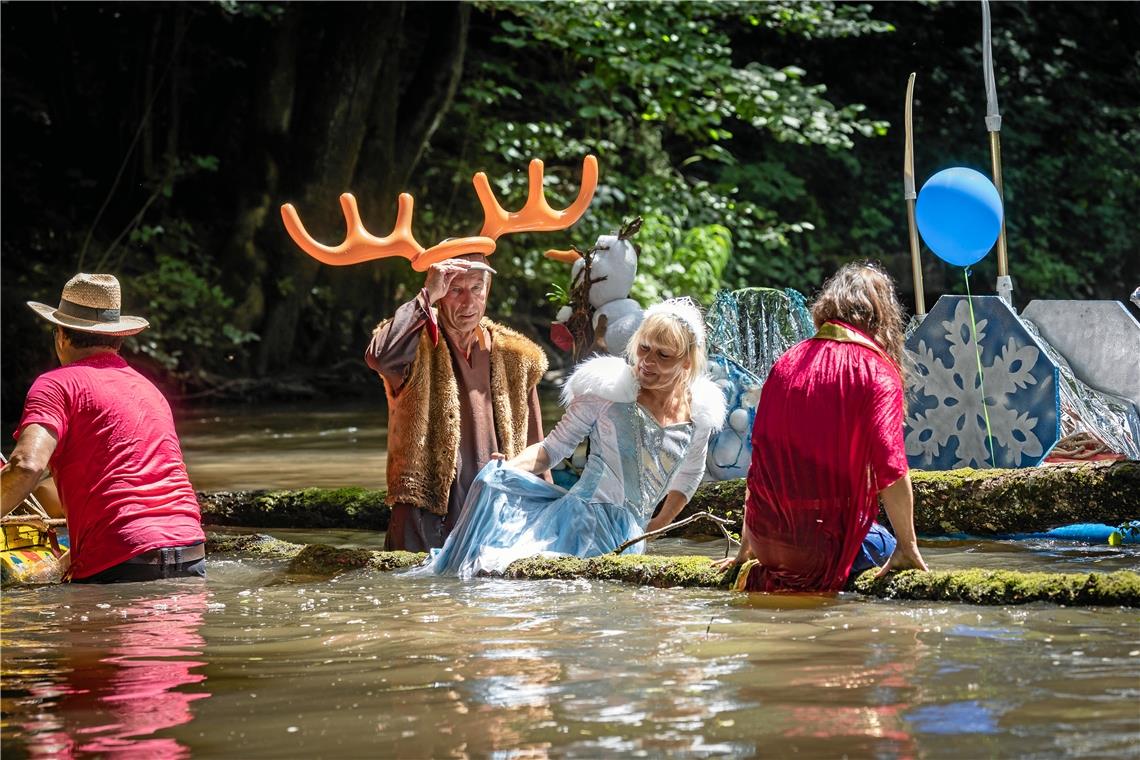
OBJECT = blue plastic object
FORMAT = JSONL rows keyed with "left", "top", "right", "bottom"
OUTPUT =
{"left": 916, "top": 167, "right": 1004, "bottom": 267}
{"left": 1004, "top": 522, "right": 1139, "bottom": 544}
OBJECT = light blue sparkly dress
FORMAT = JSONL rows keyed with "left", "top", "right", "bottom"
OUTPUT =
{"left": 413, "top": 356, "right": 725, "bottom": 578}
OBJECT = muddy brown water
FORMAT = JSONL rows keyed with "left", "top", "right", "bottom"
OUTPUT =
{"left": 2, "top": 402, "right": 1138, "bottom": 757}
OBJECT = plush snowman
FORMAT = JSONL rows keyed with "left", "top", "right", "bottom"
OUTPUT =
{"left": 548, "top": 219, "right": 644, "bottom": 359}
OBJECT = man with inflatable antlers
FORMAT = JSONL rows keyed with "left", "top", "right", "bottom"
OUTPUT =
{"left": 280, "top": 156, "right": 598, "bottom": 551}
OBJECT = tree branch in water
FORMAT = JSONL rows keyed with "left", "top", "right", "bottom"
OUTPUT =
{"left": 612, "top": 511, "right": 739, "bottom": 555}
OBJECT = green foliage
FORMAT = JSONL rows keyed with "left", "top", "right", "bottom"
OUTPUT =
{"left": 3, "top": 0, "right": 1136, "bottom": 402}
{"left": 630, "top": 215, "right": 731, "bottom": 305}
{"left": 426, "top": 0, "right": 892, "bottom": 321}
{"left": 108, "top": 152, "right": 259, "bottom": 377}
{"left": 783, "top": 1, "right": 1140, "bottom": 306}
{"left": 129, "top": 253, "right": 258, "bottom": 374}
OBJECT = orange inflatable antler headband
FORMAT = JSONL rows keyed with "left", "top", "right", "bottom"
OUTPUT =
{"left": 280, "top": 155, "right": 598, "bottom": 272}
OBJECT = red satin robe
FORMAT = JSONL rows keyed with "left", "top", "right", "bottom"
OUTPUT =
{"left": 743, "top": 321, "right": 908, "bottom": 592}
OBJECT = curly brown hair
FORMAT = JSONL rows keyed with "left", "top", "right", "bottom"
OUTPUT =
{"left": 810, "top": 261, "right": 907, "bottom": 374}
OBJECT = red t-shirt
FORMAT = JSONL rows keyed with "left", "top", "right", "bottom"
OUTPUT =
{"left": 14, "top": 353, "right": 205, "bottom": 579}
{"left": 744, "top": 325, "right": 908, "bottom": 592}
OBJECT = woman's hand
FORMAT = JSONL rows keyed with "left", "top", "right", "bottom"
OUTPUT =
{"left": 874, "top": 541, "right": 929, "bottom": 578}
{"left": 712, "top": 530, "right": 753, "bottom": 573}
{"left": 711, "top": 554, "right": 741, "bottom": 573}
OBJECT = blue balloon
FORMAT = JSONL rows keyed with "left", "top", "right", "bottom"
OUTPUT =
{"left": 915, "top": 167, "right": 1004, "bottom": 267}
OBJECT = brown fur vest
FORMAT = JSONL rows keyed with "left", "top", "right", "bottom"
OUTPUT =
{"left": 383, "top": 318, "right": 547, "bottom": 515}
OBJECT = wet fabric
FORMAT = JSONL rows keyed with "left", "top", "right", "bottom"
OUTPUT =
{"left": 414, "top": 395, "right": 710, "bottom": 578}
{"left": 744, "top": 322, "right": 908, "bottom": 592}
{"left": 385, "top": 503, "right": 448, "bottom": 554}
{"left": 411, "top": 462, "right": 643, "bottom": 577}
{"left": 72, "top": 555, "right": 206, "bottom": 584}
{"left": 15, "top": 353, "right": 205, "bottom": 580}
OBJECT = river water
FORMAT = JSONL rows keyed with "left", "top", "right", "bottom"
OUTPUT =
{"left": 3, "top": 402, "right": 1139, "bottom": 758}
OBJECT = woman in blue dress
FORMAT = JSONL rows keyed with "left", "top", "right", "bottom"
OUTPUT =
{"left": 414, "top": 298, "right": 728, "bottom": 578}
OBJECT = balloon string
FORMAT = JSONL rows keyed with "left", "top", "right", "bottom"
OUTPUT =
{"left": 964, "top": 267, "right": 996, "bottom": 467}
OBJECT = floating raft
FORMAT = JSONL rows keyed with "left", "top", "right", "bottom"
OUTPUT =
{"left": 1, "top": 525, "right": 68, "bottom": 584}
{"left": 199, "top": 460, "right": 1140, "bottom": 538}
{"left": 207, "top": 534, "right": 1140, "bottom": 607}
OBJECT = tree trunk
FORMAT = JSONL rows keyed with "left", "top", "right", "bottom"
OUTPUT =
{"left": 320, "top": 2, "right": 472, "bottom": 367}
{"left": 221, "top": 12, "right": 302, "bottom": 362}
{"left": 249, "top": 2, "right": 471, "bottom": 375}
{"left": 252, "top": 3, "right": 402, "bottom": 375}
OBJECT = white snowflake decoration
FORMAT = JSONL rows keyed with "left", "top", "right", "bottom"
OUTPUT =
{"left": 906, "top": 300, "right": 1045, "bottom": 467}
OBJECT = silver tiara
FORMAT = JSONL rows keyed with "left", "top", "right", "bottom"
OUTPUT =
{"left": 644, "top": 297, "right": 706, "bottom": 348}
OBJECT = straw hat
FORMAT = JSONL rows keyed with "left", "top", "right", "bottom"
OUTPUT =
{"left": 27, "top": 273, "right": 149, "bottom": 336}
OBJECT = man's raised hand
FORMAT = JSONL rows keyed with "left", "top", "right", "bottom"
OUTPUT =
{"left": 423, "top": 259, "right": 478, "bottom": 304}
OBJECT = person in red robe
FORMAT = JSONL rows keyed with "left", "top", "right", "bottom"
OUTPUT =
{"left": 719, "top": 262, "right": 928, "bottom": 591}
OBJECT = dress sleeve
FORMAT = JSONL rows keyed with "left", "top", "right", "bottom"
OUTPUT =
{"left": 867, "top": 361, "right": 908, "bottom": 491}
{"left": 666, "top": 426, "right": 713, "bottom": 501}
{"left": 541, "top": 396, "right": 607, "bottom": 465}
{"left": 15, "top": 375, "right": 69, "bottom": 442}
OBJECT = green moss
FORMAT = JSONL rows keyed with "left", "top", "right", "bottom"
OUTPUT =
{"left": 679, "top": 461, "right": 1140, "bottom": 538}
{"left": 853, "top": 568, "right": 1140, "bottom": 606}
{"left": 288, "top": 544, "right": 427, "bottom": 575}
{"left": 206, "top": 533, "right": 304, "bottom": 558}
{"left": 505, "top": 553, "right": 734, "bottom": 588}
{"left": 199, "top": 487, "right": 389, "bottom": 529}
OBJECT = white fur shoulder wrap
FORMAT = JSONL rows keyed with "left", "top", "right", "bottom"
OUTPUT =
{"left": 561, "top": 355, "right": 728, "bottom": 433}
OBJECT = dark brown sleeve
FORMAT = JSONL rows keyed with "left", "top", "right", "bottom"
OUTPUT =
{"left": 364, "top": 296, "right": 434, "bottom": 395}
{"left": 526, "top": 384, "right": 545, "bottom": 444}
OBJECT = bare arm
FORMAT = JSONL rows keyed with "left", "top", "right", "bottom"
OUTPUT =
{"left": 875, "top": 472, "right": 929, "bottom": 577}
{"left": 2, "top": 424, "right": 58, "bottom": 514}
{"left": 500, "top": 442, "right": 552, "bottom": 475}
{"left": 33, "top": 479, "right": 64, "bottom": 518}
{"left": 645, "top": 490, "right": 688, "bottom": 534}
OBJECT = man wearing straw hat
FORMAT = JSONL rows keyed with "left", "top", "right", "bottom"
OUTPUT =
{"left": 1, "top": 273, "right": 206, "bottom": 583}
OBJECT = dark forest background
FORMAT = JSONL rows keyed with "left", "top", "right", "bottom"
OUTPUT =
{"left": 3, "top": 1, "right": 1137, "bottom": 422}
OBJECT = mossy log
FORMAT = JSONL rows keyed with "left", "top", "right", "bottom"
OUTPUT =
{"left": 289, "top": 545, "right": 425, "bottom": 575}
{"left": 206, "top": 536, "right": 1140, "bottom": 606}
{"left": 503, "top": 554, "right": 731, "bottom": 588}
{"left": 199, "top": 461, "right": 1139, "bottom": 537}
{"left": 200, "top": 488, "right": 390, "bottom": 530}
{"left": 851, "top": 568, "right": 1140, "bottom": 607}
{"left": 206, "top": 533, "right": 307, "bottom": 558}
{"left": 683, "top": 460, "right": 1140, "bottom": 537}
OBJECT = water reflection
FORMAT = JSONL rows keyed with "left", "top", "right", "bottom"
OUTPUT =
{"left": 2, "top": 586, "right": 209, "bottom": 758}
{"left": 2, "top": 558, "right": 1138, "bottom": 757}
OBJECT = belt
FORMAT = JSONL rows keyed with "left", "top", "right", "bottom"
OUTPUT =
{"left": 125, "top": 543, "right": 206, "bottom": 566}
